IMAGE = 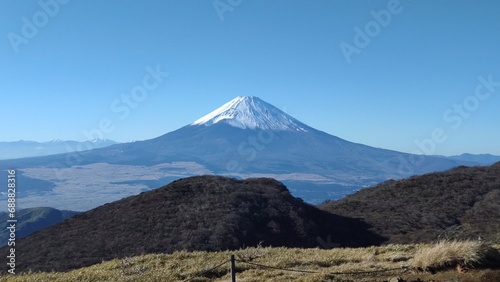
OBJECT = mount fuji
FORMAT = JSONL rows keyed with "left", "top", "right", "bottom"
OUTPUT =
{"left": 0, "top": 96, "right": 471, "bottom": 210}
{"left": 192, "top": 96, "right": 308, "bottom": 131}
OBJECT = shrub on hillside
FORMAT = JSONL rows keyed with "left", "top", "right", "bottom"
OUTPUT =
{"left": 411, "top": 240, "right": 500, "bottom": 272}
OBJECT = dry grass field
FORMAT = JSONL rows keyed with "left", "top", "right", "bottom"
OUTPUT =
{"left": 2, "top": 241, "right": 499, "bottom": 282}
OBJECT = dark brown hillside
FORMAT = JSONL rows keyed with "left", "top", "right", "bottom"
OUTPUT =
{"left": 4, "top": 176, "right": 383, "bottom": 273}
{"left": 320, "top": 162, "right": 500, "bottom": 244}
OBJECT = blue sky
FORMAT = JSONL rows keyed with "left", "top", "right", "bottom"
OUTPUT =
{"left": 1, "top": 0, "right": 499, "bottom": 156}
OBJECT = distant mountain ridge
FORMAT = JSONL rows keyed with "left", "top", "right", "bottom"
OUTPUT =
{"left": 446, "top": 153, "right": 500, "bottom": 165}
{"left": 0, "top": 139, "right": 118, "bottom": 160}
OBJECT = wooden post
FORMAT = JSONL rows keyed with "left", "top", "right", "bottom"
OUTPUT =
{"left": 230, "top": 254, "right": 236, "bottom": 282}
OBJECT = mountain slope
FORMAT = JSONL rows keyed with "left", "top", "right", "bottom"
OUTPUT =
{"left": 4, "top": 176, "right": 384, "bottom": 273}
{"left": 16, "top": 96, "right": 465, "bottom": 177}
{"left": 0, "top": 207, "right": 79, "bottom": 246}
{"left": 320, "top": 162, "right": 500, "bottom": 244}
{"left": 96, "top": 96, "right": 468, "bottom": 181}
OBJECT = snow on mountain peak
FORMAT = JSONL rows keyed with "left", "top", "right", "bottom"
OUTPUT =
{"left": 192, "top": 96, "right": 308, "bottom": 131}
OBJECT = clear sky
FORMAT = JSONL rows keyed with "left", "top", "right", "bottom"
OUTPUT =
{"left": 1, "top": 0, "right": 499, "bottom": 156}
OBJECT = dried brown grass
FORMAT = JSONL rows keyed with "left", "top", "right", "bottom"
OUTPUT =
{"left": 410, "top": 240, "right": 496, "bottom": 271}
{"left": 1, "top": 243, "right": 499, "bottom": 282}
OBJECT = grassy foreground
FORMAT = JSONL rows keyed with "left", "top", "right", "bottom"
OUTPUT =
{"left": 2, "top": 242, "right": 499, "bottom": 282}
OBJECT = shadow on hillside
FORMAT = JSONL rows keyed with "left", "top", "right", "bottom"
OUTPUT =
{"left": 314, "top": 209, "right": 388, "bottom": 248}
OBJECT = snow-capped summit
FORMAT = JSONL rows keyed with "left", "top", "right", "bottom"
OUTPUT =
{"left": 192, "top": 96, "right": 308, "bottom": 131}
